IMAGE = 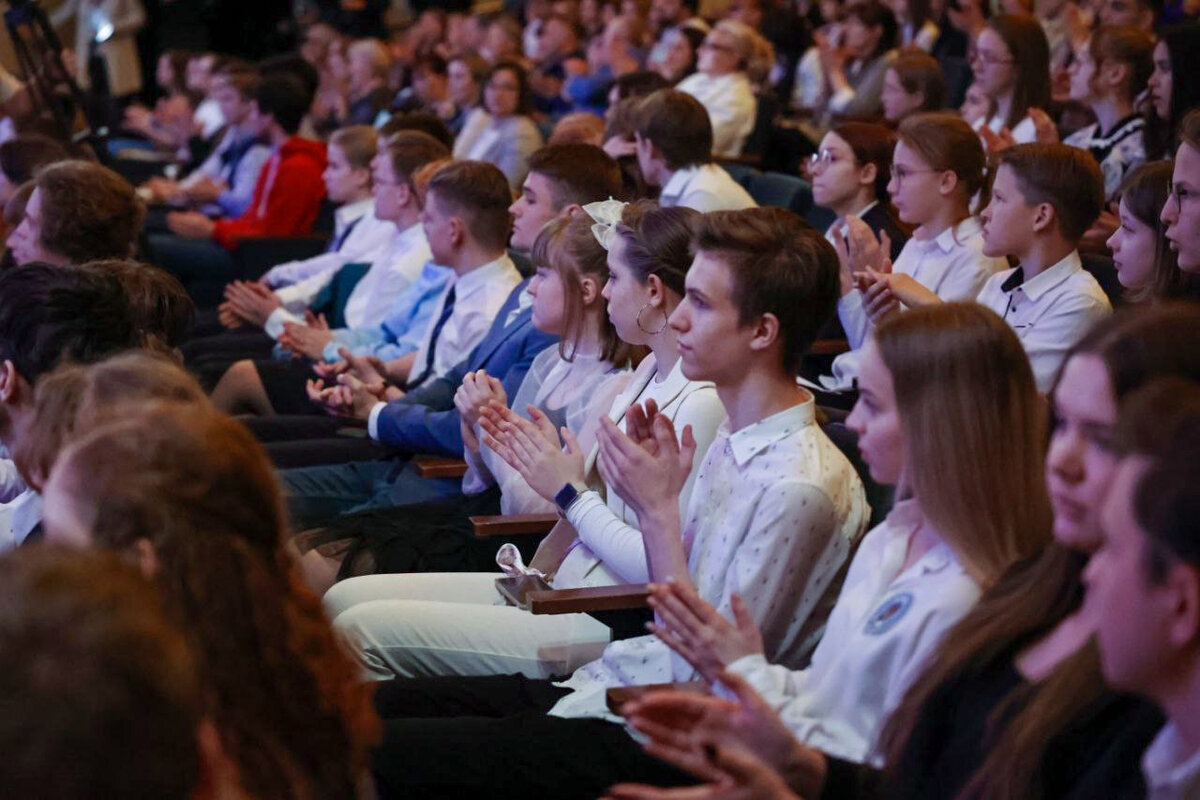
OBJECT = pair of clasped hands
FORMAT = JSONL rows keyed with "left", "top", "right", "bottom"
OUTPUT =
{"left": 832, "top": 218, "right": 940, "bottom": 326}
{"left": 476, "top": 398, "right": 822, "bottom": 800}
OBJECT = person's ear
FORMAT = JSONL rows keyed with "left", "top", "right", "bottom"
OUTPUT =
{"left": 580, "top": 274, "right": 600, "bottom": 304}
{"left": 0, "top": 360, "right": 18, "bottom": 406}
{"left": 859, "top": 161, "right": 878, "bottom": 189}
{"left": 644, "top": 272, "right": 666, "bottom": 306}
{"left": 1102, "top": 61, "right": 1130, "bottom": 96}
{"left": 354, "top": 167, "right": 372, "bottom": 193}
{"left": 1031, "top": 201, "right": 1057, "bottom": 234}
{"left": 562, "top": 203, "right": 584, "bottom": 218}
{"left": 1165, "top": 564, "right": 1200, "bottom": 650}
{"left": 450, "top": 216, "right": 467, "bottom": 247}
{"left": 937, "top": 169, "right": 960, "bottom": 198}
{"left": 747, "top": 311, "right": 781, "bottom": 356}
{"left": 132, "top": 538, "right": 161, "bottom": 578}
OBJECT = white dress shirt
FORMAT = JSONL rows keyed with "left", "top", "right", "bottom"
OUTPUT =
{"left": 675, "top": 71, "right": 757, "bottom": 158}
{"left": 557, "top": 355, "right": 727, "bottom": 588}
{"left": 0, "top": 458, "right": 27, "bottom": 504}
{"left": 1142, "top": 723, "right": 1200, "bottom": 800}
{"left": 261, "top": 199, "right": 391, "bottom": 288}
{"left": 724, "top": 499, "right": 982, "bottom": 765}
{"left": 547, "top": 398, "right": 869, "bottom": 722}
{"left": 659, "top": 163, "right": 758, "bottom": 213}
{"left": 265, "top": 219, "right": 429, "bottom": 340}
{"left": 0, "top": 489, "right": 42, "bottom": 552}
{"left": 974, "top": 113, "right": 1038, "bottom": 145}
{"left": 976, "top": 250, "right": 1112, "bottom": 392}
{"left": 823, "top": 217, "right": 1007, "bottom": 390}
{"left": 408, "top": 254, "right": 523, "bottom": 386}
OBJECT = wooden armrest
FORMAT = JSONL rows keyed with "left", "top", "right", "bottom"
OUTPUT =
{"left": 527, "top": 584, "right": 650, "bottom": 615}
{"left": 470, "top": 513, "right": 559, "bottom": 538}
{"left": 607, "top": 681, "right": 710, "bottom": 715}
{"left": 809, "top": 338, "right": 850, "bottom": 356}
{"left": 414, "top": 455, "right": 468, "bottom": 479}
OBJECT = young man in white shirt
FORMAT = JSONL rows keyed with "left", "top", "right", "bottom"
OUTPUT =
{"left": 1162, "top": 110, "right": 1200, "bottom": 276}
{"left": 635, "top": 89, "right": 757, "bottom": 213}
{"left": 1084, "top": 384, "right": 1200, "bottom": 800}
{"left": 362, "top": 207, "right": 869, "bottom": 800}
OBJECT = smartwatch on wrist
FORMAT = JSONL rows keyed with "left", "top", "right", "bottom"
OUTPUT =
{"left": 554, "top": 482, "right": 589, "bottom": 514}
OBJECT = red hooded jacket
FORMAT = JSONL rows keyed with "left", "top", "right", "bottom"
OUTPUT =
{"left": 212, "top": 137, "right": 328, "bottom": 250}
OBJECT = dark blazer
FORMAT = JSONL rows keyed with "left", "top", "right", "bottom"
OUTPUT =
{"left": 374, "top": 279, "right": 558, "bottom": 457}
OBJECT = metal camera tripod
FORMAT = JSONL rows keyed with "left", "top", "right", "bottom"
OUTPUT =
{"left": 3, "top": 0, "right": 108, "bottom": 158}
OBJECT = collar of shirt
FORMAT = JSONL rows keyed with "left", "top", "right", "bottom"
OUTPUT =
{"left": 660, "top": 164, "right": 700, "bottom": 200}
{"left": 391, "top": 220, "right": 426, "bottom": 251}
{"left": 925, "top": 215, "right": 981, "bottom": 254}
{"left": 1009, "top": 250, "right": 1083, "bottom": 303}
{"left": 725, "top": 397, "right": 816, "bottom": 467}
{"left": 453, "top": 254, "right": 517, "bottom": 303}
{"left": 825, "top": 200, "right": 879, "bottom": 241}
{"left": 335, "top": 198, "right": 376, "bottom": 236}
{"left": 1142, "top": 723, "right": 1200, "bottom": 798}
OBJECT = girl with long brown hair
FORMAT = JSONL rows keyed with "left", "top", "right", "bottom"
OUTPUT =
{"left": 606, "top": 303, "right": 1200, "bottom": 800}
{"left": 37, "top": 385, "right": 380, "bottom": 800}
{"left": 968, "top": 14, "right": 1050, "bottom": 147}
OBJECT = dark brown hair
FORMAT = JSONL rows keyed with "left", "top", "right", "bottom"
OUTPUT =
{"left": 427, "top": 160, "right": 514, "bottom": 251}
{"left": 34, "top": 160, "right": 145, "bottom": 262}
{"left": 80, "top": 259, "right": 195, "bottom": 350}
{"left": 693, "top": 207, "right": 839, "bottom": 373}
{"left": 614, "top": 200, "right": 699, "bottom": 296}
{"left": 486, "top": 60, "right": 535, "bottom": 116}
{"left": 1116, "top": 162, "right": 1200, "bottom": 304}
{"left": 528, "top": 144, "right": 624, "bottom": 208}
{"left": 54, "top": 404, "right": 381, "bottom": 800}
{"left": 998, "top": 143, "right": 1105, "bottom": 243}
{"left": 531, "top": 214, "right": 629, "bottom": 363}
{"left": 987, "top": 15, "right": 1051, "bottom": 130}
{"left": 0, "top": 134, "right": 68, "bottom": 186}
{"left": 384, "top": 129, "right": 451, "bottom": 198}
{"left": 883, "top": 302, "right": 1200, "bottom": 800}
{"left": 0, "top": 547, "right": 201, "bottom": 800}
{"left": 1183, "top": 107, "right": 1200, "bottom": 150}
{"left": 634, "top": 89, "right": 713, "bottom": 170}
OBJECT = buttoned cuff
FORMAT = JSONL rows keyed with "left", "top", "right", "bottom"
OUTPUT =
{"left": 367, "top": 402, "right": 387, "bottom": 440}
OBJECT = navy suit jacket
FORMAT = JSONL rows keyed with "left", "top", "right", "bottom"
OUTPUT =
{"left": 374, "top": 279, "right": 558, "bottom": 457}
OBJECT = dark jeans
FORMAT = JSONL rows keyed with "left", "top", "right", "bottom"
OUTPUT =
{"left": 369, "top": 673, "right": 695, "bottom": 800}
{"left": 147, "top": 232, "right": 237, "bottom": 308}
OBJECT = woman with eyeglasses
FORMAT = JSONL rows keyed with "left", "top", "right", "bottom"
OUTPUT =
{"left": 809, "top": 122, "right": 910, "bottom": 267}
{"left": 452, "top": 61, "right": 545, "bottom": 191}
{"left": 818, "top": 113, "right": 1008, "bottom": 403}
{"left": 967, "top": 14, "right": 1051, "bottom": 149}
{"left": 675, "top": 20, "right": 772, "bottom": 158}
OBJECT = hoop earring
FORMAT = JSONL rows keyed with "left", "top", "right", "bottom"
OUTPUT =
{"left": 636, "top": 302, "right": 669, "bottom": 335}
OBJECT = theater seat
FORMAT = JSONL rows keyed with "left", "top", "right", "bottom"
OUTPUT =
{"left": 744, "top": 171, "right": 814, "bottom": 216}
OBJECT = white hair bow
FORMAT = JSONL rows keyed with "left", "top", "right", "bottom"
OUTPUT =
{"left": 583, "top": 198, "right": 627, "bottom": 251}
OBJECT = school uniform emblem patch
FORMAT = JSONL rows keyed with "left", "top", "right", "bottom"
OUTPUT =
{"left": 864, "top": 591, "right": 913, "bottom": 636}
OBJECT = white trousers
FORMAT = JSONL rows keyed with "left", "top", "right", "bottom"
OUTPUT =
{"left": 325, "top": 573, "right": 612, "bottom": 681}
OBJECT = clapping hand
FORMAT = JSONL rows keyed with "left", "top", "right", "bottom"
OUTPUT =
{"left": 454, "top": 369, "right": 508, "bottom": 429}
{"left": 647, "top": 582, "right": 765, "bottom": 684}
{"left": 305, "top": 372, "right": 387, "bottom": 419}
{"left": 479, "top": 402, "right": 586, "bottom": 502}
{"left": 832, "top": 220, "right": 891, "bottom": 295}
{"left": 603, "top": 744, "right": 802, "bottom": 800}
{"left": 595, "top": 402, "right": 695, "bottom": 520}
{"left": 279, "top": 312, "right": 333, "bottom": 360}
{"left": 222, "top": 281, "right": 282, "bottom": 328}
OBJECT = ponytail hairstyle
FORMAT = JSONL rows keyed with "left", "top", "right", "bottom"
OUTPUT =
{"left": 52, "top": 403, "right": 381, "bottom": 800}
{"left": 531, "top": 213, "right": 631, "bottom": 363}
{"left": 986, "top": 15, "right": 1050, "bottom": 130}
{"left": 1088, "top": 25, "right": 1154, "bottom": 106}
{"left": 1117, "top": 162, "right": 1200, "bottom": 304}
{"left": 881, "top": 302, "right": 1200, "bottom": 800}
{"left": 897, "top": 112, "right": 988, "bottom": 217}
{"left": 613, "top": 200, "right": 701, "bottom": 298}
